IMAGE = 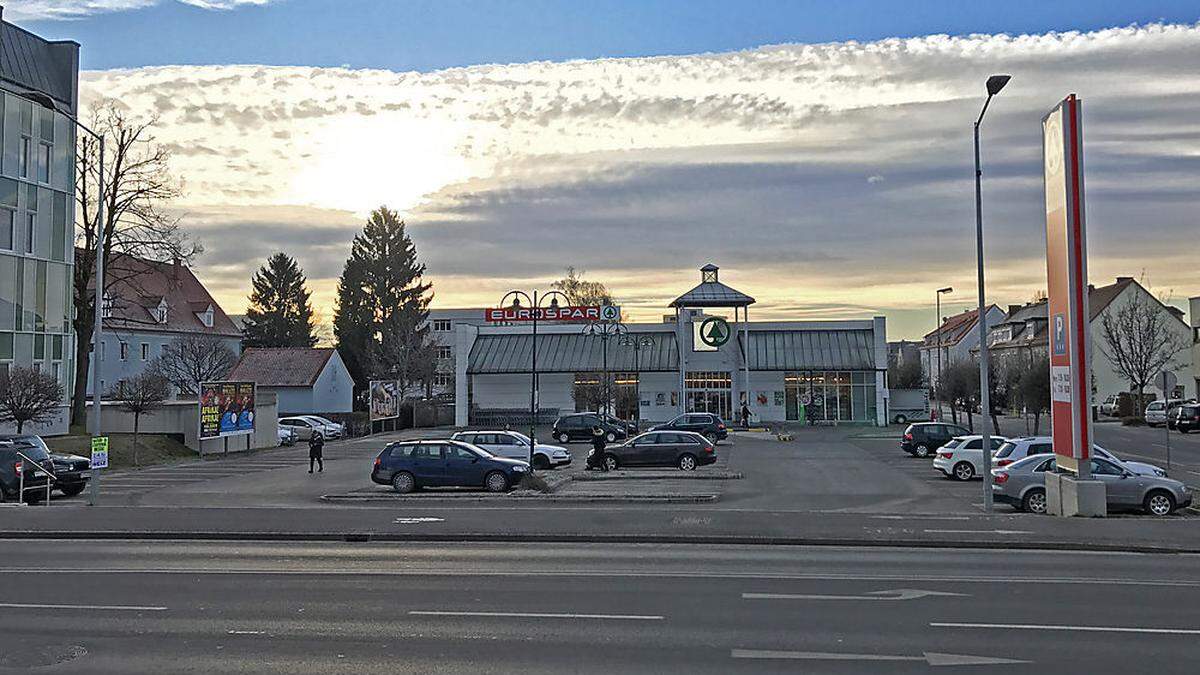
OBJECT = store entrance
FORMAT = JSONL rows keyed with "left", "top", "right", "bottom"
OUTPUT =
{"left": 685, "top": 371, "right": 732, "bottom": 420}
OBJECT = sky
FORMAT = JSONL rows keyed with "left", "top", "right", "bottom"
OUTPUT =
{"left": 9, "top": 0, "right": 1200, "bottom": 339}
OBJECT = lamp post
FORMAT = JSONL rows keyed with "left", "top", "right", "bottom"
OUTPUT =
{"left": 935, "top": 287, "right": 953, "bottom": 421}
{"left": 584, "top": 311, "right": 626, "bottom": 417}
{"left": 498, "top": 289, "right": 568, "bottom": 467}
{"left": 20, "top": 91, "right": 106, "bottom": 506}
{"left": 974, "top": 74, "right": 1011, "bottom": 514}
{"left": 618, "top": 334, "right": 655, "bottom": 426}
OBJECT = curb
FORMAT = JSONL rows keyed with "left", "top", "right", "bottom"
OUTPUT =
{"left": 573, "top": 472, "right": 742, "bottom": 482}
{"left": 0, "top": 530, "right": 1195, "bottom": 553}
{"left": 320, "top": 493, "right": 719, "bottom": 504}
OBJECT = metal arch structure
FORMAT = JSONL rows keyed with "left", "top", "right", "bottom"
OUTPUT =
{"left": 496, "top": 288, "right": 570, "bottom": 464}
{"left": 583, "top": 311, "right": 627, "bottom": 416}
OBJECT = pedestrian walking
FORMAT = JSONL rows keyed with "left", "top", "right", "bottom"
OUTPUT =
{"left": 308, "top": 432, "right": 325, "bottom": 473}
{"left": 740, "top": 402, "right": 751, "bottom": 428}
{"left": 587, "top": 426, "right": 608, "bottom": 471}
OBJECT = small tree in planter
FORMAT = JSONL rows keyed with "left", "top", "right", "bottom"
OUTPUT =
{"left": 0, "top": 366, "right": 63, "bottom": 433}
{"left": 110, "top": 372, "right": 169, "bottom": 466}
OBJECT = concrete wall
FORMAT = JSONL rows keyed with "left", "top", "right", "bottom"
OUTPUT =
{"left": 271, "top": 387, "right": 314, "bottom": 415}
{"left": 88, "top": 331, "right": 242, "bottom": 396}
{"left": 0, "top": 405, "right": 68, "bottom": 436}
{"left": 309, "top": 350, "right": 354, "bottom": 413}
{"left": 86, "top": 391, "right": 279, "bottom": 455}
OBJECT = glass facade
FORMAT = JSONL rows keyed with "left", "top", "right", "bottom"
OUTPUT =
{"left": 784, "top": 371, "right": 877, "bottom": 423}
{"left": 0, "top": 91, "right": 75, "bottom": 402}
{"left": 685, "top": 370, "right": 732, "bottom": 419}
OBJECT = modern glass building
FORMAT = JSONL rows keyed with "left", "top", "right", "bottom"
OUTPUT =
{"left": 0, "top": 11, "right": 80, "bottom": 434}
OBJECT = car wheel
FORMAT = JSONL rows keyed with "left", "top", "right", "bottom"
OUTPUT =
{"left": 1022, "top": 488, "right": 1048, "bottom": 514}
{"left": 605, "top": 432, "right": 616, "bottom": 443}
{"left": 60, "top": 484, "right": 85, "bottom": 498}
{"left": 1144, "top": 490, "right": 1176, "bottom": 516}
{"left": 953, "top": 462, "right": 975, "bottom": 481}
{"left": 391, "top": 472, "right": 416, "bottom": 494}
{"left": 894, "top": 414, "right": 908, "bottom": 425}
{"left": 532, "top": 454, "right": 550, "bottom": 470}
{"left": 603, "top": 454, "right": 619, "bottom": 471}
{"left": 914, "top": 444, "right": 931, "bottom": 458}
{"left": 678, "top": 454, "right": 697, "bottom": 471}
{"left": 485, "top": 471, "right": 510, "bottom": 493}
{"left": 557, "top": 432, "right": 570, "bottom": 443}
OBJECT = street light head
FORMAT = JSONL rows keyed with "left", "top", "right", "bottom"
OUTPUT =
{"left": 938, "top": 287, "right": 954, "bottom": 295}
{"left": 549, "top": 296, "right": 560, "bottom": 309}
{"left": 510, "top": 297, "right": 522, "bottom": 308}
{"left": 986, "top": 75, "right": 1011, "bottom": 96}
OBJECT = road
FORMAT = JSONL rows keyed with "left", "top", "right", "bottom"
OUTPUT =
{"left": 2, "top": 541, "right": 1199, "bottom": 673}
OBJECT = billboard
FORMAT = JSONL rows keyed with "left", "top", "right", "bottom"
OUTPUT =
{"left": 1042, "top": 94, "right": 1092, "bottom": 474}
{"left": 485, "top": 305, "right": 620, "bottom": 323}
{"left": 199, "top": 381, "right": 256, "bottom": 440}
{"left": 369, "top": 380, "right": 401, "bottom": 421}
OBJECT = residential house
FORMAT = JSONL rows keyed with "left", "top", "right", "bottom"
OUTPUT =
{"left": 887, "top": 340, "right": 921, "bottom": 370}
{"left": 983, "top": 278, "right": 1194, "bottom": 400}
{"left": 88, "top": 254, "right": 241, "bottom": 396}
{"left": 1188, "top": 296, "right": 1199, "bottom": 397}
{"left": 227, "top": 347, "right": 353, "bottom": 415}
{"left": 919, "top": 305, "right": 1005, "bottom": 392}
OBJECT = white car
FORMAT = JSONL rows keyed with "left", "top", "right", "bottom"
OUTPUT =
{"left": 1145, "top": 400, "right": 1184, "bottom": 428}
{"left": 994, "top": 436, "right": 1167, "bottom": 477}
{"left": 277, "top": 425, "right": 298, "bottom": 446}
{"left": 933, "top": 435, "right": 1008, "bottom": 481}
{"left": 1099, "top": 394, "right": 1119, "bottom": 416}
{"left": 451, "top": 430, "right": 572, "bottom": 470}
{"left": 304, "top": 415, "right": 345, "bottom": 436}
{"left": 279, "top": 416, "right": 341, "bottom": 441}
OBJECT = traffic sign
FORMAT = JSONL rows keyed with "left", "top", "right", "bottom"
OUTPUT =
{"left": 698, "top": 317, "right": 731, "bottom": 347}
{"left": 1156, "top": 370, "right": 1178, "bottom": 395}
{"left": 90, "top": 436, "right": 109, "bottom": 470}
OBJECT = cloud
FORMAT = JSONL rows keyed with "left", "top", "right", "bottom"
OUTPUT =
{"left": 3, "top": 0, "right": 274, "bottom": 20}
{"left": 73, "top": 23, "right": 1200, "bottom": 339}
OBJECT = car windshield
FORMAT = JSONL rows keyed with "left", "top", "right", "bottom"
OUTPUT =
{"left": 995, "top": 442, "right": 1016, "bottom": 458}
{"left": 510, "top": 432, "right": 531, "bottom": 445}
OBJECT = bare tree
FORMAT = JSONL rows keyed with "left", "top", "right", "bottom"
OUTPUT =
{"left": 0, "top": 366, "right": 64, "bottom": 434}
{"left": 72, "top": 99, "right": 196, "bottom": 424}
{"left": 1099, "top": 290, "right": 1189, "bottom": 400}
{"left": 110, "top": 371, "right": 169, "bottom": 466}
{"left": 551, "top": 267, "right": 614, "bottom": 307}
{"left": 154, "top": 335, "right": 237, "bottom": 396}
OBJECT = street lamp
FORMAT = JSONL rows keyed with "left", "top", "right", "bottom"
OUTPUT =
{"left": 618, "top": 334, "right": 655, "bottom": 426}
{"left": 974, "top": 73, "right": 1010, "bottom": 513}
{"left": 498, "top": 289, "right": 568, "bottom": 467}
{"left": 20, "top": 91, "right": 107, "bottom": 506}
{"left": 584, "top": 312, "right": 626, "bottom": 418}
{"left": 935, "top": 287, "right": 953, "bottom": 421}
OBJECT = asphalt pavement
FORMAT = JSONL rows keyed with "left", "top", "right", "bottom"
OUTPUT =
{"left": 2, "top": 540, "right": 1198, "bottom": 673}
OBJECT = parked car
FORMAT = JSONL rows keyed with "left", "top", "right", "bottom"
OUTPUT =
{"left": 932, "top": 435, "right": 1009, "bottom": 481}
{"left": 551, "top": 413, "right": 629, "bottom": 444}
{"left": 649, "top": 413, "right": 728, "bottom": 441}
{"left": 1099, "top": 394, "right": 1119, "bottom": 416}
{"left": 303, "top": 415, "right": 345, "bottom": 436}
{"left": 1145, "top": 399, "right": 1185, "bottom": 428}
{"left": 451, "top": 430, "right": 572, "bottom": 469}
{"left": 596, "top": 430, "right": 716, "bottom": 471}
{"left": 0, "top": 434, "right": 90, "bottom": 498}
{"left": 598, "top": 413, "right": 639, "bottom": 437}
{"left": 0, "top": 438, "right": 55, "bottom": 503}
{"left": 900, "top": 422, "right": 970, "bottom": 458}
{"left": 1175, "top": 404, "right": 1200, "bottom": 434}
{"left": 279, "top": 416, "right": 341, "bottom": 441}
{"left": 994, "top": 436, "right": 1166, "bottom": 477}
{"left": 371, "top": 440, "right": 529, "bottom": 493}
{"left": 992, "top": 454, "right": 1192, "bottom": 516}
{"left": 277, "top": 425, "right": 298, "bottom": 446}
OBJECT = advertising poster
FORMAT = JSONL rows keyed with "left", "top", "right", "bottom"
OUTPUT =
{"left": 200, "top": 381, "right": 256, "bottom": 440}
{"left": 369, "top": 380, "right": 401, "bottom": 421}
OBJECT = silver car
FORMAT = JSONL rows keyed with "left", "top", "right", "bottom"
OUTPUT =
{"left": 992, "top": 454, "right": 1192, "bottom": 516}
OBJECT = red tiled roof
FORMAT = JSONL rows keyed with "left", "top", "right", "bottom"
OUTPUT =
{"left": 95, "top": 252, "right": 240, "bottom": 338}
{"left": 922, "top": 305, "right": 999, "bottom": 347}
{"left": 227, "top": 348, "right": 336, "bottom": 387}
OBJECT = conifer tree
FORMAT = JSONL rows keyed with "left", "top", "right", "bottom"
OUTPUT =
{"left": 242, "top": 253, "right": 318, "bottom": 348}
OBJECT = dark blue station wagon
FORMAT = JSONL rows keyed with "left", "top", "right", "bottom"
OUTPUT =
{"left": 372, "top": 440, "right": 530, "bottom": 493}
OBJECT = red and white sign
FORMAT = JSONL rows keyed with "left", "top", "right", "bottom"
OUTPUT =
{"left": 485, "top": 305, "right": 614, "bottom": 322}
{"left": 1043, "top": 94, "right": 1091, "bottom": 473}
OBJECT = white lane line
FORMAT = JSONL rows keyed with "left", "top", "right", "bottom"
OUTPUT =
{"left": 924, "top": 529, "right": 1032, "bottom": 535}
{"left": 409, "top": 610, "right": 662, "bottom": 620}
{"left": 0, "top": 602, "right": 166, "bottom": 611}
{"left": 932, "top": 622, "right": 1200, "bottom": 635}
{"left": 227, "top": 630, "right": 266, "bottom": 635}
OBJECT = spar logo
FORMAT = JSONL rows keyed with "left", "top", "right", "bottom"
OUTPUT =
{"left": 698, "top": 317, "right": 731, "bottom": 347}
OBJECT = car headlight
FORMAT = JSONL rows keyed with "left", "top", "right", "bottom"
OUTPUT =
{"left": 1155, "top": 469, "right": 1168, "bottom": 478}
{"left": 512, "top": 465, "right": 528, "bottom": 472}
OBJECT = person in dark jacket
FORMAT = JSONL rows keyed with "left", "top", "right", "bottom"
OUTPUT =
{"left": 740, "top": 402, "right": 751, "bottom": 428}
{"left": 587, "top": 426, "right": 608, "bottom": 471}
{"left": 308, "top": 432, "right": 325, "bottom": 473}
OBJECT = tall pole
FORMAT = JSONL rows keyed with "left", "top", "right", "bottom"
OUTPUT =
{"left": 529, "top": 291, "right": 538, "bottom": 464}
{"left": 602, "top": 332, "right": 609, "bottom": 415}
{"left": 936, "top": 292, "right": 942, "bottom": 421}
{"left": 975, "top": 110, "right": 993, "bottom": 513}
{"left": 88, "top": 137, "right": 106, "bottom": 506}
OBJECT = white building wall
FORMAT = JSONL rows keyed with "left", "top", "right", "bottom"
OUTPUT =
{"left": 638, "top": 371, "right": 683, "bottom": 423}
{"left": 309, "top": 351, "right": 353, "bottom": 413}
{"left": 473, "top": 374, "right": 534, "bottom": 408}
{"left": 1091, "top": 284, "right": 1194, "bottom": 399}
{"left": 747, "top": 371, "right": 786, "bottom": 422}
{"left": 1191, "top": 297, "right": 1200, "bottom": 396}
{"left": 271, "top": 387, "right": 314, "bottom": 415}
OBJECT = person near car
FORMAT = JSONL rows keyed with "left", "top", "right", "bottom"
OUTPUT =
{"left": 587, "top": 426, "right": 608, "bottom": 471}
{"left": 740, "top": 402, "right": 750, "bottom": 428}
{"left": 308, "top": 432, "right": 325, "bottom": 473}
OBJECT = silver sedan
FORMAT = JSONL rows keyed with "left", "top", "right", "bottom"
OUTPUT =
{"left": 992, "top": 454, "right": 1193, "bottom": 516}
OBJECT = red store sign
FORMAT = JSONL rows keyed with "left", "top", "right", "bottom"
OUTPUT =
{"left": 485, "top": 306, "right": 605, "bottom": 322}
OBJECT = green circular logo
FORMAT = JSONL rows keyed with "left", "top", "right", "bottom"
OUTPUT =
{"left": 698, "top": 317, "right": 731, "bottom": 347}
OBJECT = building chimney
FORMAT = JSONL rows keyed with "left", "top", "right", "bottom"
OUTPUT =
{"left": 1007, "top": 304, "right": 1021, "bottom": 316}
{"left": 1115, "top": 276, "right": 1133, "bottom": 283}
{"left": 172, "top": 256, "right": 181, "bottom": 282}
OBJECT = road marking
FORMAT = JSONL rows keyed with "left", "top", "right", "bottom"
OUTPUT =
{"left": 227, "top": 630, "right": 266, "bottom": 635}
{"left": 932, "top": 622, "right": 1200, "bottom": 635}
{"left": 0, "top": 602, "right": 166, "bottom": 611}
{"left": 731, "top": 649, "right": 1028, "bottom": 666}
{"left": 393, "top": 517, "right": 445, "bottom": 524}
{"left": 409, "top": 610, "right": 662, "bottom": 620}
{"left": 924, "top": 529, "right": 1032, "bottom": 535}
{"left": 744, "top": 588, "right": 967, "bottom": 601}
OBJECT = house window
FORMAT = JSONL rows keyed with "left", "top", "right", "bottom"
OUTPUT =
{"left": 433, "top": 373, "right": 452, "bottom": 387}
{"left": 0, "top": 210, "right": 12, "bottom": 250}
{"left": 102, "top": 293, "right": 114, "bottom": 318}
{"left": 141, "top": 343, "right": 150, "bottom": 361}
{"left": 38, "top": 143, "right": 51, "bottom": 183}
{"left": 433, "top": 319, "right": 452, "bottom": 331}
{"left": 18, "top": 138, "right": 29, "bottom": 178}
{"left": 436, "top": 346, "right": 453, "bottom": 360}
{"left": 197, "top": 307, "right": 213, "bottom": 328}
{"left": 99, "top": 340, "right": 105, "bottom": 361}
{"left": 24, "top": 214, "right": 34, "bottom": 254}
{"left": 120, "top": 342, "right": 129, "bottom": 361}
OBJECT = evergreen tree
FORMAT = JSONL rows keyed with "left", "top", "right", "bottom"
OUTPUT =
{"left": 242, "top": 252, "right": 318, "bottom": 348}
{"left": 334, "top": 207, "right": 435, "bottom": 398}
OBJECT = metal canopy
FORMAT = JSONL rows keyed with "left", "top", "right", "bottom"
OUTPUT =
{"left": 469, "top": 332, "right": 678, "bottom": 374}
{"left": 745, "top": 330, "right": 877, "bottom": 371}
{"left": 669, "top": 264, "right": 756, "bottom": 308}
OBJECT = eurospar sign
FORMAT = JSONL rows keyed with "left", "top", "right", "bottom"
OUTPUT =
{"left": 1043, "top": 94, "right": 1092, "bottom": 474}
{"left": 485, "top": 305, "right": 619, "bottom": 323}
